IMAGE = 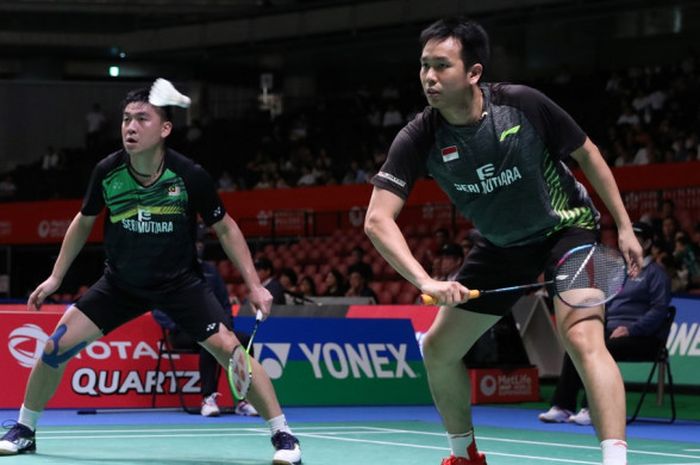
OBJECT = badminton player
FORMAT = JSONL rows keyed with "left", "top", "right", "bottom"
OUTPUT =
{"left": 365, "top": 18, "right": 641, "bottom": 465}
{"left": 0, "top": 82, "right": 301, "bottom": 465}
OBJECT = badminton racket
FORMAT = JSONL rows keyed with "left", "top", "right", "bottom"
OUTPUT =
{"left": 227, "top": 309, "right": 263, "bottom": 400}
{"left": 421, "top": 243, "right": 627, "bottom": 308}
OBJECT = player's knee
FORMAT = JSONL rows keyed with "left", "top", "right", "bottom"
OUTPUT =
{"left": 562, "top": 326, "right": 594, "bottom": 355}
{"left": 41, "top": 324, "right": 87, "bottom": 368}
{"left": 421, "top": 333, "right": 452, "bottom": 364}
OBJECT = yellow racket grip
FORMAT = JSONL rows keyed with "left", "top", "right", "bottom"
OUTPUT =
{"left": 420, "top": 290, "right": 480, "bottom": 305}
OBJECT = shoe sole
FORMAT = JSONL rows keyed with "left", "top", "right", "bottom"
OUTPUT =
{"left": 272, "top": 460, "right": 301, "bottom": 465}
{"left": 0, "top": 448, "right": 36, "bottom": 456}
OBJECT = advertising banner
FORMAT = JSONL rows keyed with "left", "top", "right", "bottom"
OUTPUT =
{"left": 1, "top": 311, "right": 205, "bottom": 409}
{"left": 235, "top": 316, "right": 431, "bottom": 405}
{"left": 1, "top": 310, "right": 430, "bottom": 408}
{"left": 469, "top": 367, "right": 540, "bottom": 404}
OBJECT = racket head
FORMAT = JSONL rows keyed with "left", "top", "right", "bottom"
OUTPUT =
{"left": 552, "top": 243, "right": 627, "bottom": 308}
{"left": 227, "top": 345, "right": 252, "bottom": 400}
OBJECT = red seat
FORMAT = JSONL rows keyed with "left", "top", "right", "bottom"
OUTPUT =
{"left": 378, "top": 290, "right": 395, "bottom": 305}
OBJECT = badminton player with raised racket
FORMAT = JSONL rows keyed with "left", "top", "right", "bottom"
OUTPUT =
{"left": 365, "top": 18, "right": 642, "bottom": 465}
{"left": 0, "top": 80, "right": 301, "bottom": 465}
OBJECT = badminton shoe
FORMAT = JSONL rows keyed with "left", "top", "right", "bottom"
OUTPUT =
{"left": 568, "top": 408, "right": 592, "bottom": 426}
{"left": 440, "top": 454, "right": 487, "bottom": 465}
{"left": 271, "top": 431, "right": 302, "bottom": 465}
{"left": 538, "top": 406, "right": 573, "bottom": 423}
{"left": 200, "top": 393, "right": 221, "bottom": 417}
{"left": 0, "top": 422, "right": 35, "bottom": 455}
{"left": 234, "top": 400, "right": 259, "bottom": 417}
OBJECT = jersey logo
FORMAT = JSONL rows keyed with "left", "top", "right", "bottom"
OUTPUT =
{"left": 476, "top": 164, "right": 496, "bottom": 181}
{"left": 441, "top": 145, "right": 460, "bottom": 162}
{"left": 499, "top": 125, "right": 521, "bottom": 142}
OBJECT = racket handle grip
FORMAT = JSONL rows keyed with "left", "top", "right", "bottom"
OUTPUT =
{"left": 420, "top": 290, "right": 480, "bottom": 305}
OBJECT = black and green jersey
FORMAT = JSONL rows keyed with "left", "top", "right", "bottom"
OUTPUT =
{"left": 372, "top": 82, "right": 599, "bottom": 247}
{"left": 81, "top": 149, "right": 226, "bottom": 291}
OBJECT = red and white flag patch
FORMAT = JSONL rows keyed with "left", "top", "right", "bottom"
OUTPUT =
{"left": 441, "top": 145, "right": 459, "bottom": 162}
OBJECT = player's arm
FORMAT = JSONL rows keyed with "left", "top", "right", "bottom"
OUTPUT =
{"left": 364, "top": 187, "right": 469, "bottom": 305}
{"left": 571, "top": 137, "right": 642, "bottom": 275}
{"left": 211, "top": 214, "right": 272, "bottom": 318}
{"left": 28, "top": 212, "right": 97, "bottom": 310}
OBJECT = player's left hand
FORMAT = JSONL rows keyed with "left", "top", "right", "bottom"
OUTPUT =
{"left": 247, "top": 285, "right": 273, "bottom": 319}
{"left": 618, "top": 227, "right": 643, "bottom": 278}
{"left": 609, "top": 326, "right": 629, "bottom": 339}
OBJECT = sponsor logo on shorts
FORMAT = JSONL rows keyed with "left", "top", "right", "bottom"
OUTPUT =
{"left": 376, "top": 171, "right": 406, "bottom": 188}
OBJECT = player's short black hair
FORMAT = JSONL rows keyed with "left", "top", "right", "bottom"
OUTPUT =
{"left": 420, "top": 17, "right": 490, "bottom": 74}
{"left": 121, "top": 87, "right": 172, "bottom": 122}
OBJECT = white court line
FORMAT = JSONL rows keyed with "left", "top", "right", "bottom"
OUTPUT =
{"left": 362, "top": 426, "right": 700, "bottom": 460}
{"left": 294, "top": 432, "right": 600, "bottom": 465}
{"left": 38, "top": 425, "right": 371, "bottom": 435}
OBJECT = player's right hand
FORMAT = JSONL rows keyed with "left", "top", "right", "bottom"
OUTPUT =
{"left": 247, "top": 284, "right": 273, "bottom": 319}
{"left": 28, "top": 275, "right": 62, "bottom": 311}
{"left": 420, "top": 279, "right": 470, "bottom": 306}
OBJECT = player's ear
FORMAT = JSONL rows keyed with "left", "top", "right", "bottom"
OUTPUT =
{"left": 467, "top": 63, "right": 483, "bottom": 84}
{"left": 161, "top": 120, "right": 173, "bottom": 138}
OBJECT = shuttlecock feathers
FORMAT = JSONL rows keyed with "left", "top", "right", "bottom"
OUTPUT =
{"left": 149, "top": 78, "right": 191, "bottom": 108}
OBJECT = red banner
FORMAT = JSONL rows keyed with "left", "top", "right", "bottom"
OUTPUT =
{"left": 0, "top": 310, "right": 230, "bottom": 409}
{"left": 0, "top": 161, "right": 697, "bottom": 243}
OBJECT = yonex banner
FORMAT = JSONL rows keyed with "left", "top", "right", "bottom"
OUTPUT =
{"left": 235, "top": 316, "right": 431, "bottom": 405}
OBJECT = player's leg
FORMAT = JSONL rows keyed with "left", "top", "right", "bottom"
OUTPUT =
{"left": 422, "top": 307, "right": 499, "bottom": 464}
{"left": 0, "top": 305, "right": 102, "bottom": 456}
{"left": 554, "top": 303, "right": 627, "bottom": 463}
{"left": 163, "top": 281, "right": 300, "bottom": 465}
{"left": 0, "top": 276, "right": 149, "bottom": 457}
{"left": 548, "top": 228, "right": 627, "bottom": 465}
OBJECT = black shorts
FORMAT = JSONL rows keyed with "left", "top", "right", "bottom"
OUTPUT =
{"left": 76, "top": 274, "right": 232, "bottom": 342}
{"left": 455, "top": 227, "right": 598, "bottom": 316}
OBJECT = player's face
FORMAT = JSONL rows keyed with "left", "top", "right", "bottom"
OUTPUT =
{"left": 420, "top": 37, "right": 479, "bottom": 110}
{"left": 121, "top": 102, "right": 172, "bottom": 155}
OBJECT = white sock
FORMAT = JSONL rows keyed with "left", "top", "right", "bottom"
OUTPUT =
{"left": 447, "top": 430, "right": 474, "bottom": 458}
{"left": 18, "top": 404, "right": 41, "bottom": 431}
{"left": 267, "top": 414, "right": 292, "bottom": 435}
{"left": 601, "top": 439, "right": 627, "bottom": 465}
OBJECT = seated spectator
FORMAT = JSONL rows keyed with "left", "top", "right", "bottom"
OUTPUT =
{"left": 674, "top": 233, "right": 700, "bottom": 289}
{"left": 322, "top": 269, "right": 347, "bottom": 297}
{"left": 436, "top": 243, "right": 464, "bottom": 281}
{"left": 345, "top": 270, "right": 378, "bottom": 302}
{"left": 539, "top": 222, "right": 671, "bottom": 425}
{"left": 254, "top": 258, "right": 285, "bottom": 304}
{"left": 348, "top": 246, "right": 373, "bottom": 281}
{"left": 298, "top": 276, "right": 317, "bottom": 298}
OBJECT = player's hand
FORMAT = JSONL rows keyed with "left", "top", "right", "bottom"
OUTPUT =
{"left": 247, "top": 285, "right": 273, "bottom": 319}
{"left": 609, "top": 326, "right": 629, "bottom": 339}
{"left": 420, "top": 279, "right": 471, "bottom": 306}
{"left": 28, "top": 275, "right": 62, "bottom": 311}
{"left": 618, "top": 227, "right": 643, "bottom": 278}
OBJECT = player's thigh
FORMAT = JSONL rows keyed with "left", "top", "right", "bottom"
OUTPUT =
{"left": 48, "top": 305, "right": 102, "bottom": 349}
{"left": 423, "top": 306, "right": 501, "bottom": 363}
{"left": 158, "top": 280, "right": 233, "bottom": 348}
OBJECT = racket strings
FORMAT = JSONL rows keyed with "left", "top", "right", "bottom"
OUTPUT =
{"left": 554, "top": 245, "right": 627, "bottom": 301}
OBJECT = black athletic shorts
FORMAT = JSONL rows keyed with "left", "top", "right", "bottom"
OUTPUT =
{"left": 76, "top": 274, "right": 232, "bottom": 342}
{"left": 455, "top": 227, "right": 598, "bottom": 316}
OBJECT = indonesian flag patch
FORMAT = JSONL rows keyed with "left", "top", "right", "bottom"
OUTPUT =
{"left": 441, "top": 145, "right": 459, "bottom": 162}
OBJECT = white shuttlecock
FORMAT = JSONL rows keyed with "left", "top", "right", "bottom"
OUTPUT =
{"left": 149, "top": 78, "right": 191, "bottom": 108}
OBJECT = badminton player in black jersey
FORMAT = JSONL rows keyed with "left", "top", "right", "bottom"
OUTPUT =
{"left": 0, "top": 82, "right": 301, "bottom": 465}
{"left": 365, "top": 18, "right": 641, "bottom": 465}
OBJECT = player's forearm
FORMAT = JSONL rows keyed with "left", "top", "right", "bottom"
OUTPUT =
{"left": 51, "top": 213, "right": 94, "bottom": 280}
{"left": 364, "top": 213, "right": 432, "bottom": 288}
{"left": 214, "top": 215, "right": 262, "bottom": 289}
{"left": 578, "top": 146, "right": 633, "bottom": 234}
